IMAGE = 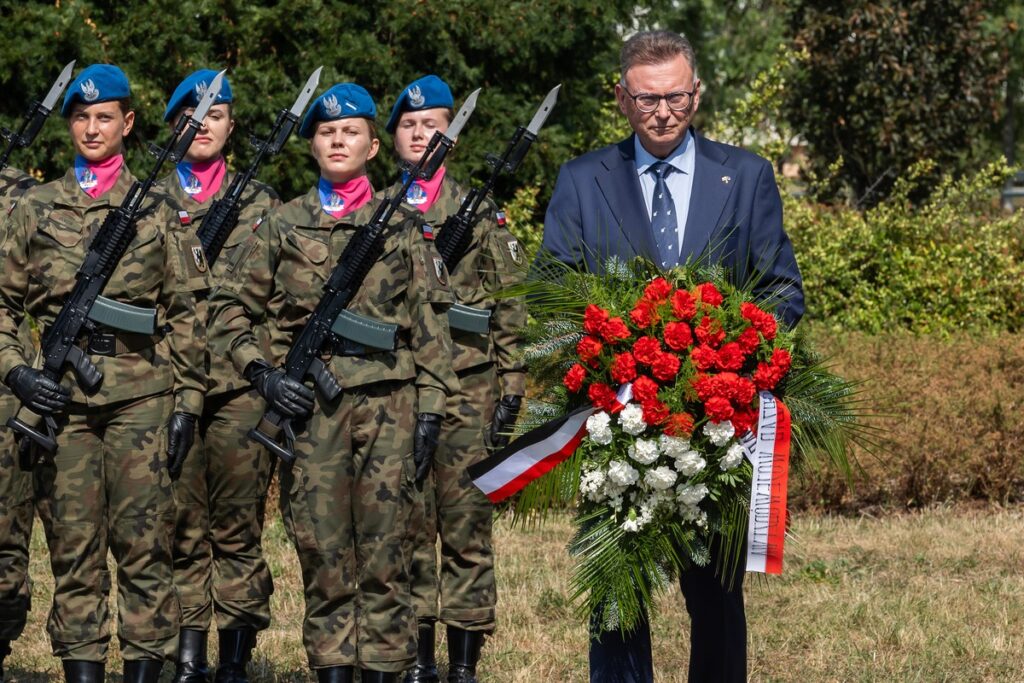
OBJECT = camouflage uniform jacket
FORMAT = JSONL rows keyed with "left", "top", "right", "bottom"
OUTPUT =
{"left": 156, "top": 170, "right": 280, "bottom": 396}
{"left": 0, "top": 167, "right": 210, "bottom": 414}
{"left": 208, "top": 185, "right": 459, "bottom": 415}
{"left": 0, "top": 168, "right": 36, "bottom": 217}
{"left": 388, "top": 175, "right": 526, "bottom": 397}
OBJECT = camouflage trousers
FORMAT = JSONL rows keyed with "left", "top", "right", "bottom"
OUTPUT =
{"left": 280, "top": 379, "right": 418, "bottom": 673}
{"left": 0, "top": 390, "right": 33, "bottom": 642}
{"left": 409, "top": 364, "right": 498, "bottom": 632}
{"left": 173, "top": 387, "right": 273, "bottom": 632}
{"left": 33, "top": 393, "right": 179, "bottom": 662}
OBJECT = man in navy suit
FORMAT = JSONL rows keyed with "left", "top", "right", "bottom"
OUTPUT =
{"left": 537, "top": 30, "right": 804, "bottom": 682}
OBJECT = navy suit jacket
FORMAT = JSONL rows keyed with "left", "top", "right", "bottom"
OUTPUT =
{"left": 539, "top": 131, "right": 804, "bottom": 326}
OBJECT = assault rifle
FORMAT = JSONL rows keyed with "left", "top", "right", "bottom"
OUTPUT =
{"left": 7, "top": 71, "right": 227, "bottom": 454}
{"left": 435, "top": 84, "right": 559, "bottom": 271}
{"left": 196, "top": 67, "right": 322, "bottom": 265}
{"left": 248, "top": 88, "right": 482, "bottom": 463}
{"left": 0, "top": 61, "right": 76, "bottom": 171}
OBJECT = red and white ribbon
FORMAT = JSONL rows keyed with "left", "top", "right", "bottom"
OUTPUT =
{"left": 741, "top": 391, "right": 791, "bottom": 574}
{"left": 470, "top": 384, "right": 633, "bottom": 503}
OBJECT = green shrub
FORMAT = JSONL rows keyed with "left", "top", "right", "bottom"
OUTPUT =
{"left": 787, "top": 160, "right": 1024, "bottom": 333}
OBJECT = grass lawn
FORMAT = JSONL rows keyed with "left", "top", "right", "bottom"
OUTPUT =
{"left": 6, "top": 506, "right": 1023, "bottom": 682}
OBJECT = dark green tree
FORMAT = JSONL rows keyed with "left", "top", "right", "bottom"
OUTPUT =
{"left": 782, "top": 0, "right": 1008, "bottom": 206}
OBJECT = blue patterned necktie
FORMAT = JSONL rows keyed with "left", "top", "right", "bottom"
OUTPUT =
{"left": 650, "top": 161, "right": 678, "bottom": 268}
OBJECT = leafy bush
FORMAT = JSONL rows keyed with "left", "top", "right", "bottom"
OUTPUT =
{"left": 787, "top": 160, "right": 1024, "bottom": 333}
{"left": 793, "top": 329, "right": 1024, "bottom": 508}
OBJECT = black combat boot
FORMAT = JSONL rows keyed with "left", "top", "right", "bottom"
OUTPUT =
{"left": 316, "top": 665, "right": 355, "bottom": 683}
{"left": 359, "top": 671, "right": 399, "bottom": 683}
{"left": 173, "top": 629, "right": 212, "bottom": 682}
{"left": 123, "top": 659, "right": 163, "bottom": 683}
{"left": 446, "top": 626, "right": 484, "bottom": 683}
{"left": 0, "top": 639, "right": 10, "bottom": 682}
{"left": 402, "top": 620, "right": 439, "bottom": 683}
{"left": 62, "top": 660, "right": 105, "bottom": 683}
{"left": 214, "top": 628, "right": 255, "bottom": 683}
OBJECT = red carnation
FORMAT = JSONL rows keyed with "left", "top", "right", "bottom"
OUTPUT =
{"left": 692, "top": 373, "right": 716, "bottom": 401}
{"left": 731, "top": 376, "right": 757, "bottom": 404}
{"left": 695, "top": 282, "right": 724, "bottom": 307}
{"left": 583, "top": 304, "right": 609, "bottom": 335}
{"left": 642, "top": 399, "right": 670, "bottom": 425}
{"left": 663, "top": 322, "right": 693, "bottom": 351}
{"left": 600, "top": 316, "right": 631, "bottom": 343}
{"left": 731, "top": 408, "right": 757, "bottom": 435}
{"left": 671, "top": 289, "right": 697, "bottom": 320}
{"left": 576, "top": 335, "right": 604, "bottom": 367}
{"left": 771, "top": 348, "right": 792, "bottom": 374}
{"left": 736, "top": 326, "right": 762, "bottom": 354}
{"left": 632, "top": 336, "right": 662, "bottom": 365}
{"left": 629, "top": 299, "right": 659, "bottom": 329}
{"left": 704, "top": 396, "right": 735, "bottom": 422}
{"left": 588, "top": 383, "right": 618, "bottom": 412}
{"left": 741, "top": 302, "right": 777, "bottom": 341}
{"left": 651, "top": 351, "right": 681, "bottom": 382}
{"left": 563, "top": 364, "right": 586, "bottom": 392}
{"left": 690, "top": 344, "right": 718, "bottom": 371}
{"left": 643, "top": 277, "right": 673, "bottom": 303}
{"left": 632, "top": 375, "right": 660, "bottom": 403}
{"left": 753, "top": 363, "right": 783, "bottom": 391}
{"left": 740, "top": 302, "right": 766, "bottom": 322}
{"left": 664, "top": 412, "right": 695, "bottom": 437}
{"left": 610, "top": 352, "right": 638, "bottom": 384}
{"left": 694, "top": 316, "right": 726, "bottom": 348}
{"left": 715, "top": 342, "right": 745, "bottom": 371}
{"left": 759, "top": 315, "right": 778, "bottom": 341}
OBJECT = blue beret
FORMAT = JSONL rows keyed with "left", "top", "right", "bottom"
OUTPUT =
{"left": 62, "top": 64, "right": 131, "bottom": 117}
{"left": 385, "top": 75, "right": 453, "bottom": 134}
{"left": 163, "top": 69, "right": 233, "bottom": 122}
{"left": 299, "top": 83, "right": 377, "bottom": 139}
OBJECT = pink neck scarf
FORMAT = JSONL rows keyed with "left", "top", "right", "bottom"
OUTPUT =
{"left": 318, "top": 175, "right": 374, "bottom": 219}
{"left": 74, "top": 154, "right": 124, "bottom": 199}
{"left": 176, "top": 156, "right": 227, "bottom": 204}
{"left": 402, "top": 165, "right": 447, "bottom": 213}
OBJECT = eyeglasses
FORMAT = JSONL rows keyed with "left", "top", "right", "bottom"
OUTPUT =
{"left": 622, "top": 85, "right": 697, "bottom": 113}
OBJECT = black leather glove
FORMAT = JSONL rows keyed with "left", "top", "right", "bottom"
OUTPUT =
{"left": 244, "top": 359, "right": 315, "bottom": 420}
{"left": 166, "top": 412, "right": 197, "bottom": 482}
{"left": 413, "top": 413, "right": 443, "bottom": 483}
{"left": 488, "top": 394, "right": 523, "bottom": 451}
{"left": 5, "top": 365, "right": 71, "bottom": 415}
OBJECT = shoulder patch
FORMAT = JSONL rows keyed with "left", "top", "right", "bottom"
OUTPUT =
{"left": 192, "top": 245, "right": 208, "bottom": 273}
{"left": 421, "top": 223, "right": 434, "bottom": 240}
{"left": 178, "top": 210, "right": 192, "bottom": 227}
{"left": 252, "top": 216, "right": 265, "bottom": 232}
{"left": 495, "top": 210, "right": 507, "bottom": 226}
{"left": 506, "top": 238, "right": 522, "bottom": 265}
{"left": 433, "top": 256, "right": 448, "bottom": 285}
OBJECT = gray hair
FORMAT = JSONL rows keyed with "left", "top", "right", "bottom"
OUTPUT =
{"left": 620, "top": 30, "right": 698, "bottom": 84}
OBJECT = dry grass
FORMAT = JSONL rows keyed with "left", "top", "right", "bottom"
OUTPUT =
{"left": 6, "top": 506, "right": 1024, "bottom": 682}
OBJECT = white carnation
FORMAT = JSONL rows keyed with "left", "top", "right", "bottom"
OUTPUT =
{"left": 680, "top": 504, "right": 708, "bottom": 527}
{"left": 618, "top": 403, "right": 647, "bottom": 436}
{"left": 719, "top": 443, "right": 745, "bottom": 471}
{"left": 644, "top": 466, "right": 677, "bottom": 491}
{"left": 620, "top": 504, "right": 654, "bottom": 533}
{"left": 673, "top": 449, "right": 707, "bottom": 477}
{"left": 580, "top": 469, "right": 607, "bottom": 502}
{"left": 676, "top": 483, "right": 709, "bottom": 507}
{"left": 607, "top": 460, "right": 639, "bottom": 488}
{"left": 627, "top": 437, "right": 660, "bottom": 465}
{"left": 658, "top": 435, "right": 691, "bottom": 459}
{"left": 586, "top": 411, "right": 613, "bottom": 445}
{"left": 703, "top": 420, "right": 735, "bottom": 447}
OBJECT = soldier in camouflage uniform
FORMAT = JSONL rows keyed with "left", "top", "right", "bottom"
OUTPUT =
{"left": 208, "top": 83, "right": 458, "bottom": 683}
{"left": 0, "top": 64, "right": 209, "bottom": 683}
{"left": 155, "top": 69, "right": 281, "bottom": 683}
{"left": 0, "top": 166, "right": 39, "bottom": 681}
{"left": 385, "top": 76, "right": 527, "bottom": 683}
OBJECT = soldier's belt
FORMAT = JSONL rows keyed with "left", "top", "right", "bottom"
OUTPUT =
{"left": 87, "top": 296, "right": 158, "bottom": 335}
{"left": 448, "top": 303, "right": 493, "bottom": 334}
{"left": 78, "top": 330, "right": 162, "bottom": 357}
{"left": 330, "top": 310, "right": 400, "bottom": 351}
